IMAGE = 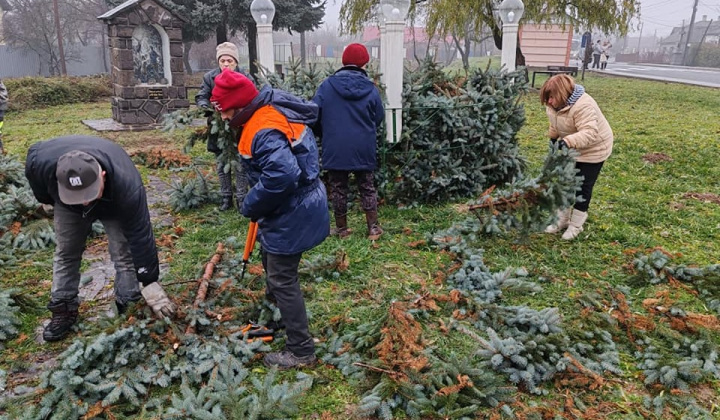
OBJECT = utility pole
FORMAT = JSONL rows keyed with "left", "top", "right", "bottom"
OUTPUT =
{"left": 636, "top": 22, "right": 643, "bottom": 60}
{"left": 52, "top": 0, "right": 67, "bottom": 76}
{"left": 682, "top": 0, "right": 700, "bottom": 66}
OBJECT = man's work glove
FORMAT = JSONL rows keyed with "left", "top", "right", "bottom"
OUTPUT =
{"left": 557, "top": 139, "right": 569, "bottom": 149}
{"left": 141, "top": 282, "right": 176, "bottom": 318}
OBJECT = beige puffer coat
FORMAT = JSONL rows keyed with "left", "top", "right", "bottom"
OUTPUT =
{"left": 546, "top": 93, "right": 613, "bottom": 163}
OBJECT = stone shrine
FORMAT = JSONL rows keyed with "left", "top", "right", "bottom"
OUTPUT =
{"left": 98, "top": 0, "right": 188, "bottom": 126}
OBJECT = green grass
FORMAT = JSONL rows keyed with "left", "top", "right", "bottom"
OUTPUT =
{"left": 1, "top": 72, "right": 720, "bottom": 418}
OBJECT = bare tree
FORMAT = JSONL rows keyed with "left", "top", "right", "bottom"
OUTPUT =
{"left": 452, "top": 23, "right": 493, "bottom": 70}
{"left": 4, "top": 0, "right": 104, "bottom": 75}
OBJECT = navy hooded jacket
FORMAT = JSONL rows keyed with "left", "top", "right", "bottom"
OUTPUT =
{"left": 312, "top": 66, "right": 385, "bottom": 171}
{"left": 231, "top": 86, "right": 329, "bottom": 255}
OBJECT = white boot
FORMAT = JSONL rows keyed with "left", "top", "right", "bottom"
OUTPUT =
{"left": 562, "top": 210, "right": 588, "bottom": 240}
{"left": 544, "top": 208, "right": 571, "bottom": 234}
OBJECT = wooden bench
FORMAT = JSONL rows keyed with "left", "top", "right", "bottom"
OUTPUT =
{"left": 530, "top": 66, "right": 579, "bottom": 88}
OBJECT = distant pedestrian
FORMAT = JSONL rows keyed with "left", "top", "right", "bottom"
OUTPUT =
{"left": 0, "top": 79, "right": 7, "bottom": 155}
{"left": 540, "top": 74, "right": 614, "bottom": 240}
{"left": 195, "top": 42, "right": 251, "bottom": 212}
{"left": 592, "top": 40, "right": 603, "bottom": 69}
{"left": 601, "top": 41, "right": 612, "bottom": 70}
{"left": 312, "top": 43, "right": 385, "bottom": 240}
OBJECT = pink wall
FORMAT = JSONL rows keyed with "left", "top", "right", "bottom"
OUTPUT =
{"left": 519, "top": 24, "right": 574, "bottom": 67}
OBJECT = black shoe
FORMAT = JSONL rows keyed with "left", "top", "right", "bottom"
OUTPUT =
{"left": 43, "top": 302, "right": 78, "bottom": 342}
{"left": 115, "top": 299, "right": 139, "bottom": 315}
{"left": 263, "top": 351, "right": 317, "bottom": 370}
{"left": 220, "top": 197, "right": 233, "bottom": 211}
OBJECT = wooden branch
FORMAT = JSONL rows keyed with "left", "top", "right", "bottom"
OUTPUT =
{"left": 353, "top": 362, "right": 402, "bottom": 377}
{"left": 185, "top": 242, "right": 225, "bottom": 335}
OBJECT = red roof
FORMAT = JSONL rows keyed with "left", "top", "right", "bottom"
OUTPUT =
{"left": 361, "top": 26, "right": 439, "bottom": 44}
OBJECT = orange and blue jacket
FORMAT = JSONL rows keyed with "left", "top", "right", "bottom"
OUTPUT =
{"left": 233, "top": 85, "right": 329, "bottom": 255}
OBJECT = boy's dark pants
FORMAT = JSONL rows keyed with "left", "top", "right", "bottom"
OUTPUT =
{"left": 327, "top": 170, "right": 378, "bottom": 216}
{"left": 262, "top": 250, "right": 315, "bottom": 357}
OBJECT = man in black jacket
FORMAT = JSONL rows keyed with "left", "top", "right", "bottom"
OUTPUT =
{"left": 25, "top": 135, "right": 176, "bottom": 342}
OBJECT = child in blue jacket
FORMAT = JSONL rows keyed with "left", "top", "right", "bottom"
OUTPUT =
{"left": 312, "top": 43, "right": 385, "bottom": 240}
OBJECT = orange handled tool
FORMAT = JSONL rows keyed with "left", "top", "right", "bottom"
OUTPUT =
{"left": 240, "top": 221, "right": 258, "bottom": 281}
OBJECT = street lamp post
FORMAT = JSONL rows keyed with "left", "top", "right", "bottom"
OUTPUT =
{"left": 380, "top": 0, "right": 410, "bottom": 143}
{"left": 379, "top": 12, "right": 387, "bottom": 80}
{"left": 498, "top": 0, "right": 524, "bottom": 72}
{"left": 251, "top": 0, "right": 276, "bottom": 74}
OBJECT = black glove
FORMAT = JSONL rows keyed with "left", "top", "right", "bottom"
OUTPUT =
{"left": 201, "top": 105, "right": 214, "bottom": 118}
{"left": 557, "top": 139, "right": 568, "bottom": 149}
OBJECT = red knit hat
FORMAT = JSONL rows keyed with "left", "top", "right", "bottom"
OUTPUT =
{"left": 210, "top": 69, "right": 259, "bottom": 111}
{"left": 342, "top": 43, "right": 370, "bottom": 67}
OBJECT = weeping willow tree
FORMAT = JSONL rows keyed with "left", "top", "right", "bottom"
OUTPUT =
{"left": 339, "top": 0, "right": 639, "bottom": 68}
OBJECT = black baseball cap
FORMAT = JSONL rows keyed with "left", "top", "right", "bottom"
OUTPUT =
{"left": 56, "top": 150, "right": 102, "bottom": 205}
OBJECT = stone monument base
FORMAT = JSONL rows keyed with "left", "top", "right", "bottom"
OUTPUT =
{"left": 82, "top": 118, "right": 159, "bottom": 132}
{"left": 82, "top": 117, "right": 205, "bottom": 132}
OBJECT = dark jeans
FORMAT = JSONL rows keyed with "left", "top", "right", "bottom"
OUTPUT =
{"left": 327, "top": 170, "right": 378, "bottom": 216}
{"left": 592, "top": 54, "right": 601, "bottom": 69}
{"left": 262, "top": 250, "right": 314, "bottom": 357}
{"left": 574, "top": 161, "right": 605, "bottom": 212}
{"left": 52, "top": 204, "right": 141, "bottom": 308}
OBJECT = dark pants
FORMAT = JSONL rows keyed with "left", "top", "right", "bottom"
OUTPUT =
{"left": 592, "top": 54, "right": 601, "bottom": 69}
{"left": 262, "top": 250, "right": 314, "bottom": 357}
{"left": 52, "top": 204, "right": 141, "bottom": 308}
{"left": 574, "top": 161, "right": 604, "bottom": 212}
{"left": 327, "top": 170, "right": 378, "bottom": 216}
{"left": 216, "top": 158, "right": 248, "bottom": 202}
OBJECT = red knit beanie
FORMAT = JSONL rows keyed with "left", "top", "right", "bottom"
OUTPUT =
{"left": 210, "top": 69, "right": 259, "bottom": 111}
{"left": 342, "top": 43, "right": 370, "bottom": 67}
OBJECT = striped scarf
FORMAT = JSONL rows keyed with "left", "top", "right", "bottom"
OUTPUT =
{"left": 566, "top": 84, "right": 585, "bottom": 106}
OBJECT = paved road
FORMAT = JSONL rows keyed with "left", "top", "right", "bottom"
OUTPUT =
{"left": 591, "top": 63, "right": 720, "bottom": 88}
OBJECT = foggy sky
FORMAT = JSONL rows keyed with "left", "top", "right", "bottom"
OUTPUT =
{"left": 636, "top": 0, "right": 720, "bottom": 37}
{"left": 321, "top": 0, "right": 720, "bottom": 37}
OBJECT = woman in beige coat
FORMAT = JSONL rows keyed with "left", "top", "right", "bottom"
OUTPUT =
{"left": 540, "top": 74, "right": 613, "bottom": 240}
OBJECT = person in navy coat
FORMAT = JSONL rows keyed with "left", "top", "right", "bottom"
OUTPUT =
{"left": 312, "top": 43, "right": 385, "bottom": 240}
{"left": 211, "top": 70, "right": 329, "bottom": 369}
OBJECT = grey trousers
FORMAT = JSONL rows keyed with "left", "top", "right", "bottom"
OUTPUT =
{"left": 216, "top": 157, "right": 249, "bottom": 203}
{"left": 262, "top": 251, "right": 315, "bottom": 357}
{"left": 51, "top": 204, "right": 142, "bottom": 308}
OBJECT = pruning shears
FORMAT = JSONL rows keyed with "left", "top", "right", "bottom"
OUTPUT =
{"left": 241, "top": 322, "right": 274, "bottom": 343}
{"left": 240, "top": 221, "right": 258, "bottom": 281}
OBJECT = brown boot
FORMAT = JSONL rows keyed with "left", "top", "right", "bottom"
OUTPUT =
{"left": 365, "top": 210, "right": 383, "bottom": 240}
{"left": 331, "top": 213, "right": 352, "bottom": 239}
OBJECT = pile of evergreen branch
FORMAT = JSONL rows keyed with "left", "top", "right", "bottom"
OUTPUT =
{"left": 0, "top": 154, "right": 53, "bottom": 265}
{"left": 0, "top": 243, "right": 313, "bottom": 419}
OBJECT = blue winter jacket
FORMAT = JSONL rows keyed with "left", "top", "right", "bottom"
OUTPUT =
{"left": 312, "top": 66, "right": 385, "bottom": 171}
{"left": 231, "top": 85, "right": 329, "bottom": 255}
